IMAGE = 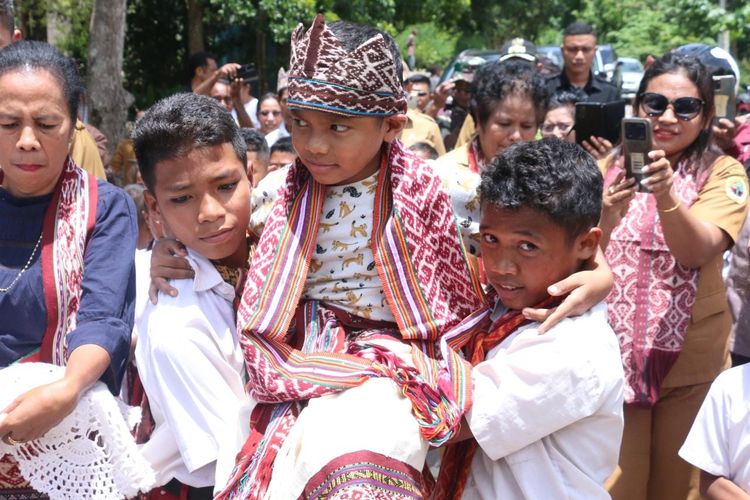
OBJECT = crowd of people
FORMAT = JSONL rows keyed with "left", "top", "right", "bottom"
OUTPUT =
{"left": 2, "top": 0, "right": 750, "bottom": 497}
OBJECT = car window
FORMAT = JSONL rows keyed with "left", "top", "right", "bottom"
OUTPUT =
{"left": 620, "top": 60, "right": 643, "bottom": 72}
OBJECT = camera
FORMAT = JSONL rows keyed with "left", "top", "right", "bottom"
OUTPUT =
{"left": 623, "top": 120, "right": 647, "bottom": 141}
{"left": 236, "top": 63, "right": 258, "bottom": 82}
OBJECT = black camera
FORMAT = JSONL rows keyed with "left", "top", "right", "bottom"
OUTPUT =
{"left": 623, "top": 120, "right": 647, "bottom": 141}
{"left": 237, "top": 63, "right": 258, "bottom": 82}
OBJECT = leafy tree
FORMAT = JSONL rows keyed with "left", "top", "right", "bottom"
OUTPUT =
{"left": 396, "top": 22, "right": 458, "bottom": 70}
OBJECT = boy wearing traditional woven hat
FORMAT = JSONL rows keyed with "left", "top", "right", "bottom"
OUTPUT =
{"left": 211, "top": 15, "right": 614, "bottom": 499}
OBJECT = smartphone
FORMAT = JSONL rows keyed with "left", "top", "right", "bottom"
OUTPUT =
{"left": 407, "top": 91, "right": 419, "bottom": 110}
{"left": 713, "top": 74, "right": 736, "bottom": 124}
{"left": 575, "top": 100, "right": 626, "bottom": 146}
{"left": 237, "top": 63, "right": 258, "bottom": 82}
{"left": 622, "top": 117, "right": 652, "bottom": 192}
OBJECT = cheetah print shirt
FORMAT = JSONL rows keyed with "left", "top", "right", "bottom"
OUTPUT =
{"left": 249, "top": 163, "right": 481, "bottom": 321}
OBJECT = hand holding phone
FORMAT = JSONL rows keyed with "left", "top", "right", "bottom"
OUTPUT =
{"left": 622, "top": 117, "right": 652, "bottom": 193}
{"left": 713, "top": 75, "right": 736, "bottom": 124}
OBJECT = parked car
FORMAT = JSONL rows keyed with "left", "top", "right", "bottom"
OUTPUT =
{"left": 613, "top": 57, "right": 644, "bottom": 101}
{"left": 438, "top": 49, "right": 501, "bottom": 85}
{"left": 598, "top": 44, "right": 618, "bottom": 80}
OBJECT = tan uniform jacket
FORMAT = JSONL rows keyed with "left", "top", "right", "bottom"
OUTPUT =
{"left": 400, "top": 109, "right": 446, "bottom": 156}
{"left": 69, "top": 119, "right": 107, "bottom": 180}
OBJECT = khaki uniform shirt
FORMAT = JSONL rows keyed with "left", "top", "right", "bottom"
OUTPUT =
{"left": 400, "top": 109, "right": 446, "bottom": 156}
{"left": 69, "top": 120, "right": 107, "bottom": 180}
{"left": 663, "top": 156, "right": 749, "bottom": 387}
{"left": 433, "top": 142, "right": 470, "bottom": 172}
{"left": 455, "top": 115, "right": 476, "bottom": 150}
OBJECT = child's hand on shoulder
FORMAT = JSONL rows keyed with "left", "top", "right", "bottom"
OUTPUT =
{"left": 149, "top": 238, "right": 193, "bottom": 304}
{"left": 523, "top": 249, "right": 613, "bottom": 334}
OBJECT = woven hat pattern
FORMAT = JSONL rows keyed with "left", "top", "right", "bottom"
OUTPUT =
{"left": 287, "top": 15, "right": 407, "bottom": 117}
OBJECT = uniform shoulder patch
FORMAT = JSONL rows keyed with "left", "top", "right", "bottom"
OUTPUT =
{"left": 725, "top": 176, "right": 748, "bottom": 204}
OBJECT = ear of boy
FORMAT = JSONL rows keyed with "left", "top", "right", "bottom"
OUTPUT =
{"left": 383, "top": 113, "right": 407, "bottom": 142}
{"left": 574, "top": 226, "right": 602, "bottom": 263}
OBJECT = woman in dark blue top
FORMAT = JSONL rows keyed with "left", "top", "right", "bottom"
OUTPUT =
{"left": 0, "top": 39, "right": 136, "bottom": 466}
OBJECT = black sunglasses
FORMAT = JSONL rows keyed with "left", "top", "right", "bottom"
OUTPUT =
{"left": 639, "top": 92, "right": 705, "bottom": 121}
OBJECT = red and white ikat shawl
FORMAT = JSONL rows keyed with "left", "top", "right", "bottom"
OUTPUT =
{"left": 604, "top": 156, "right": 708, "bottom": 406}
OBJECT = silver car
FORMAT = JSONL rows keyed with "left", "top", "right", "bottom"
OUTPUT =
{"left": 615, "top": 57, "right": 644, "bottom": 101}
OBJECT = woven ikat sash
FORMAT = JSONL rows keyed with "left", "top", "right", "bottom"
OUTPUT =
{"left": 1, "top": 157, "right": 97, "bottom": 364}
{"left": 604, "top": 156, "right": 708, "bottom": 406}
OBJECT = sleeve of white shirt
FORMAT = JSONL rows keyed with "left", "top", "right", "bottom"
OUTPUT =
{"left": 468, "top": 314, "right": 616, "bottom": 460}
{"left": 679, "top": 369, "right": 733, "bottom": 477}
{"left": 439, "top": 164, "right": 481, "bottom": 256}
{"left": 249, "top": 166, "right": 288, "bottom": 237}
{"left": 136, "top": 296, "right": 244, "bottom": 473}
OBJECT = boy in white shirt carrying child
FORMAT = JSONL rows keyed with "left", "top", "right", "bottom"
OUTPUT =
{"left": 436, "top": 138, "right": 625, "bottom": 499}
{"left": 132, "top": 93, "right": 253, "bottom": 498}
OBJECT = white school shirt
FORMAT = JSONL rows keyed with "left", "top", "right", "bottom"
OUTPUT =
{"left": 264, "top": 122, "right": 289, "bottom": 148}
{"left": 135, "top": 249, "right": 251, "bottom": 489}
{"left": 232, "top": 98, "right": 260, "bottom": 129}
{"left": 464, "top": 303, "right": 625, "bottom": 499}
{"left": 679, "top": 364, "right": 750, "bottom": 493}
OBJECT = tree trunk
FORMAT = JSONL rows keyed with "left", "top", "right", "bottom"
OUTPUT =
{"left": 256, "top": 8, "right": 267, "bottom": 94}
{"left": 87, "top": 0, "right": 133, "bottom": 158}
{"left": 185, "top": 0, "right": 205, "bottom": 54}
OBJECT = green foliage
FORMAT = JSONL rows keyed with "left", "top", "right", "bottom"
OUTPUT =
{"left": 257, "top": 0, "right": 317, "bottom": 43}
{"left": 396, "top": 22, "right": 458, "bottom": 69}
{"left": 124, "top": 0, "right": 188, "bottom": 110}
{"left": 50, "top": 0, "right": 94, "bottom": 64}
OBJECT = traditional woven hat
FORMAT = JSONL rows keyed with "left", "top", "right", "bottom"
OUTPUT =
{"left": 277, "top": 66, "right": 289, "bottom": 92}
{"left": 287, "top": 14, "right": 407, "bottom": 117}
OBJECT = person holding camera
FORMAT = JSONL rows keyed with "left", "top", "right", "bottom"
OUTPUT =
{"left": 600, "top": 53, "right": 749, "bottom": 500}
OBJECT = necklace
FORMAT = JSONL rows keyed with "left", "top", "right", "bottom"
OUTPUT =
{"left": 0, "top": 232, "right": 43, "bottom": 293}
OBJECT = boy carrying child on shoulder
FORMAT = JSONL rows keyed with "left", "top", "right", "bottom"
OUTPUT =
{"left": 132, "top": 93, "right": 253, "bottom": 498}
{"left": 436, "top": 138, "right": 625, "bottom": 499}
{"left": 151, "top": 16, "right": 615, "bottom": 499}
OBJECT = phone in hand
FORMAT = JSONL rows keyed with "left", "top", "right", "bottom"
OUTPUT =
{"left": 713, "top": 75, "right": 736, "bottom": 124}
{"left": 237, "top": 63, "right": 258, "bottom": 82}
{"left": 622, "top": 117, "right": 652, "bottom": 193}
{"left": 575, "top": 100, "right": 626, "bottom": 146}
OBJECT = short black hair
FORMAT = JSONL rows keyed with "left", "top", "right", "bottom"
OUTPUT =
{"left": 240, "top": 127, "right": 269, "bottom": 159}
{"left": 471, "top": 60, "right": 548, "bottom": 128}
{"left": 480, "top": 138, "right": 603, "bottom": 241}
{"left": 270, "top": 136, "right": 296, "bottom": 156}
{"left": 548, "top": 88, "right": 586, "bottom": 111}
{"left": 133, "top": 92, "right": 247, "bottom": 191}
{"left": 0, "top": 0, "right": 14, "bottom": 37}
{"left": 408, "top": 141, "right": 439, "bottom": 160}
{"left": 0, "top": 41, "right": 82, "bottom": 122}
{"left": 328, "top": 21, "right": 403, "bottom": 82}
{"left": 405, "top": 74, "right": 430, "bottom": 86}
{"left": 564, "top": 21, "right": 596, "bottom": 37}
{"left": 187, "top": 51, "right": 216, "bottom": 79}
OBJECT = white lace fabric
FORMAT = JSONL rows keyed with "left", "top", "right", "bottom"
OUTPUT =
{"left": 0, "top": 363, "right": 155, "bottom": 499}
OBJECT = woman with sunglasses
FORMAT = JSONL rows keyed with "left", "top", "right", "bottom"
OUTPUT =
{"left": 601, "top": 53, "right": 749, "bottom": 500}
{"left": 257, "top": 92, "right": 288, "bottom": 147}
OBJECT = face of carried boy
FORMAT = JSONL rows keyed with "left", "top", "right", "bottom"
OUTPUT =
{"left": 290, "top": 108, "right": 406, "bottom": 186}
{"left": 146, "top": 143, "right": 251, "bottom": 267}
{"left": 479, "top": 203, "right": 600, "bottom": 310}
